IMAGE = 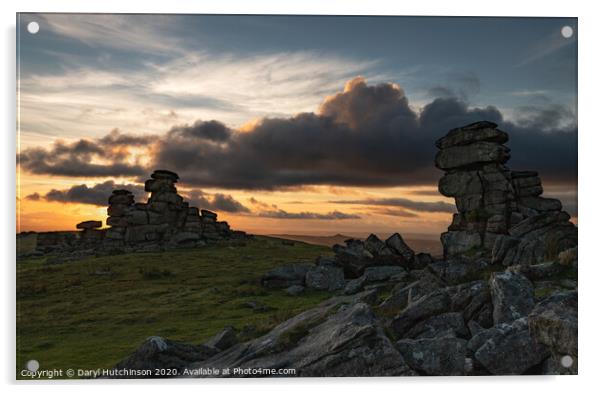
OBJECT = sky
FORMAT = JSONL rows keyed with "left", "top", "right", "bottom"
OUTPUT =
{"left": 16, "top": 13, "right": 578, "bottom": 236}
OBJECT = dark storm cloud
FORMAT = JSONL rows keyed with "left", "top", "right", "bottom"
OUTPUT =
{"left": 184, "top": 190, "right": 250, "bottom": 213}
{"left": 330, "top": 197, "right": 456, "bottom": 213}
{"left": 427, "top": 71, "right": 480, "bottom": 101}
{"left": 211, "top": 193, "right": 250, "bottom": 213}
{"left": 18, "top": 130, "right": 155, "bottom": 177}
{"left": 168, "top": 120, "right": 232, "bottom": 142}
{"left": 30, "top": 180, "right": 146, "bottom": 205}
{"left": 19, "top": 77, "right": 577, "bottom": 189}
{"left": 258, "top": 209, "right": 360, "bottom": 220}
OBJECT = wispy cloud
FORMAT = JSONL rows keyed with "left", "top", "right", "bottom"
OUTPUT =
{"left": 510, "top": 89, "right": 551, "bottom": 97}
{"left": 38, "top": 14, "right": 185, "bottom": 55}
{"left": 515, "top": 28, "right": 576, "bottom": 67}
{"left": 19, "top": 51, "right": 383, "bottom": 146}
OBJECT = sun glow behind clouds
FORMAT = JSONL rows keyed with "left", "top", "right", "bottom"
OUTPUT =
{"left": 17, "top": 14, "right": 577, "bottom": 236}
{"left": 19, "top": 51, "right": 385, "bottom": 148}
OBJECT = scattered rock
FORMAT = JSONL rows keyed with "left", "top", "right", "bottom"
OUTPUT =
{"left": 205, "top": 326, "right": 238, "bottom": 351}
{"left": 243, "top": 301, "right": 272, "bottom": 313}
{"left": 261, "top": 264, "right": 311, "bottom": 289}
{"left": 285, "top": 285, "right": 305, "bottom": 296}
{"left": 332, "top": 234, "right": 415, "bottom": 277}
{"left": 305, "top": 265, "right": 345, "bottom": 291}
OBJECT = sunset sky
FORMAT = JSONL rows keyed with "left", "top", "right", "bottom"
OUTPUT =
{"left": 16, "top": 14, "right": 577, "bottom": 236}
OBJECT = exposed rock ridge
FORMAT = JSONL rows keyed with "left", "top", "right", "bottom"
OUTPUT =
{"left": 436, "top": 121, "right": 577, "bottom": 265}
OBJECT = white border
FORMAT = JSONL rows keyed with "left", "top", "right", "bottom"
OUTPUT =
{"left": 2, "top": 1, "right": 601, "bottom": 392}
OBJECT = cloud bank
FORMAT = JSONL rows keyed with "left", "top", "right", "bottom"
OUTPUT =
{"left": 18, "top": 77, "right": 577, "bottom": 190}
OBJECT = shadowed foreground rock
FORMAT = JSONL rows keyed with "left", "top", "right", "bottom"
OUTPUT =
{"left": 114, "top": 337, "right": 218, "bottom": 376}
{"left": 187, "top": 297, "right": 416, "bottom": 377}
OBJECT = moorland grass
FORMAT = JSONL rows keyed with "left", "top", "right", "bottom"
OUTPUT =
{"left": 16, "top": 236, "right": 332, "bottom": 377}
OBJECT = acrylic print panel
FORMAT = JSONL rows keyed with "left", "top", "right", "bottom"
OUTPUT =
{"left": 16, "top": 13, "right": 577, "bottom": 379}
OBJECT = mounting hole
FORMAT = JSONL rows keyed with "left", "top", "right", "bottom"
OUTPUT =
{"left": 27, "top": 21, "right": 40, "bottom": 34}
{"left": 561, "top": 25, "right": 573, "bottom": 38}
{"left": 560, "top": 355, "right": 574, "bottom": 368}
{"left": 26, "top": 359, "right": 40, "bottom": 372}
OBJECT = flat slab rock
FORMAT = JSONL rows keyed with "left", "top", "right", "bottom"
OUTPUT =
{"left": 435, "top": 142, "right": 510, "bottom": 170}
{"left": 435, "top": 121, "right": 508, "bottom": 149}
{"left": 187, "top": 297, "right": 416, "bottom": 377}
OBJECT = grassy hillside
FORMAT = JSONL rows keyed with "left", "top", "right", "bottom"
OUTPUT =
{"left": 16, "top": 236, "right": 332, "bottom": 376}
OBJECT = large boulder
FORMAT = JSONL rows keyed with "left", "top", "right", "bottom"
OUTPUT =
{"left": 378, "top": 270, "right": 444, "bottom": 314}
{"left": 435, "top": 142, "right": 510, "bottom": 170}
{"left": 528, "top": 291, "right": 577, "bottom": 357}
{"left": 344, "top": 265, "right": 406, "bottom": 295}
{"left": 151, "top": 169, "right": 179, "bottom": 181}
{"left": 204, "top": 327, "right": 238, "bottom": 351}
{"left": 390, "top": 289, "right": 451, "bottom": 338}
{"left": 334, "top": 236, "right": 411, "bottom": 277}
{"left": 469, "top": 317, "right": 549, "bottom": 375}
{"left": 441, "top": 231, "right": 482, "bottom": 257}
{"left": 435, "top": 121, "right": 508, "bottom": 149}
{"left": 447, "top": 280, "right": 493, "bottom": 328}
{"left": 385, "top": 233, "right": 415, "bottom": 262}
{"left": 76, "top": 220, "right": 102, "bottom": 230}
{"left": 427, "top": 258, "right": 489, "bottom": 285}
{"left": 187, "top": 300, "right": 416, "bottom": 377}
{"left": 305, "top": 265, "right": 345, "bottom": 291}
{"left": 397, "top": 337, "right": 468, "bottom": 376}
{"left": 261, "top": 264, "right": 312, "bottom": 289}
{"left": 403, "top": 312, "right": 469, "bottom": 340}
{"left": 438, "top": 170, "right": 482, "bottom": 197}
{"left": 114, "top": 336, "right": 218, "bottom": 376}
{"left": 508, "top": 211, "right": 571, "bottom": 238}
{"left": 490, "top": 271, "right": 535, "bottom": 325}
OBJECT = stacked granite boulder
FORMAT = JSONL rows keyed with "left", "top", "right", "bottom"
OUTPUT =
{"left": 103, "top": 170, "right": 244, "bottom": 250}
{"left": 76, "top": 220, "right": 104, "bottom": 244}
{"left": 436, "top": 121, "right": 577, "bottom": 265}
{"left": 104, "top": 190, "right": 135, "bottom": 246}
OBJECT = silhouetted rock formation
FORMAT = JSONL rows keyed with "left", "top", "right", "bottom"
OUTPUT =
{"left": 28, "top": 170, "right": 245, "bottom": 257}
{"left": 103, "top": 170, "right": 245, "bottom": 250}
{"left": 436, "top": 121, "right": 577, "bottom": 264}
{"left": 76, "top": 220, "right": 104, "bottom": 245}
